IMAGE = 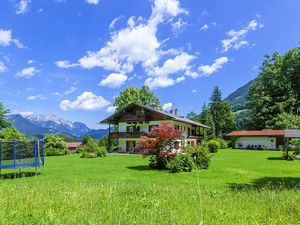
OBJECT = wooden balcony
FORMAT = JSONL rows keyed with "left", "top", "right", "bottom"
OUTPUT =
{"left": 187, "top": 135, "right": 204, "bottom": 140}
{"left": 123, "top": 114, "right": 146, "bottom": 122}
{"left": 109, "top": 132, "right": 148, "bottom": 139}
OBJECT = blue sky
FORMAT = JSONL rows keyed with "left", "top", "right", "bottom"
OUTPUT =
{"left": 0, "top": 0, "right": 299, "bottom": 129}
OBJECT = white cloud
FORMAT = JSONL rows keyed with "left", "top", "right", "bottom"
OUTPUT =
{"left": 64, "top": 86, "right": 77, "bottom": 95}
{"left": 198, "top": 57, "right": 229, "bottom": 76}
{"left": 0, "top": 61, "right": 7, "bottom": 73}
{"left": 0, "top": 29, "right": 25, "bottom": 48}
{"left": 145, "top": 76, "right": 180, "bottom": 89}
{"left": 221, "top": 19, "right": 263, "bottom": 52}
{"left": 148, "top": 52, "right": 195, "bottom": 76}
{"left": 176, "top": 76, "right": 185, "bottom": 83}
{"left": 27, "top": 95, "right": 46, "bottom": 101}
{"left": 150, "top": 0, "right": 188, "bottom": 22}
{"left": 60, "top": 92, "right": 110, "bottom": 111}
{"left": 55, "top": 60, "right": 78, "bottom": 68}
{"left": 106, "top": 106, "right": 116, "bottom": 113}
{"left": 16, "top": 67, "right": 38, "bottom": 78}
{"left": 62, "top": 0, "right": 186, "bottom": 73}
{"left": 172, "top": 18, "right": 187, "bottom": 36}
{"left": 58, "top": 0, "right": 188, "bottom": 89}
{"left": 99, "top": 73, "right": 127, "bottom": 88}
{"left": 19, "top": 111, "right": 33, "bottom": 116}
{"left": 16, "top": 67, "right": 39, "bottom": 78}
{"left": 109, "top": 16, "right": 123, "bottom": 30}
{"left": 192, "top": 89, "right": 197, "bottom": 93}
{"left": 86, "top": 0, "right": 100, "bottom": 5}
{"left": 27, "top": 59, "right": 34, "bottom": 64}
{"left": 78, "top": 20, "right": 159, "bottom": 73}
{"left": 184, "top": 69, "right": 199, "bottom": 79}
{"left": 200, "top": 24, "right": 209, "bottom": 31}
{"left": 162, "top": 102, "right": 173, "bottom": 111}
{"left": 16, "top": 0, "right": 31, "bottom": 15}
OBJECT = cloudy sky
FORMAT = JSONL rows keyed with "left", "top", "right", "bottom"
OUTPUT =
{"left": 0, "top": 0, "right": 299, "bottom": 128}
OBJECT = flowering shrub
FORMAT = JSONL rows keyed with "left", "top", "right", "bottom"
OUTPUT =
{"left": 136, "top": 123, "right": 183, "bottom": 169}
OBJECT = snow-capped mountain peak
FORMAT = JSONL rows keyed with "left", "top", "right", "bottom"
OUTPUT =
{"left": 25, "top": 114, "right": 74, "bottom": 128}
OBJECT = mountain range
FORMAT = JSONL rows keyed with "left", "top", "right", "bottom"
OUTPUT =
{"left": 224, "top": 80, "right": 253, "bottom": 112}
{"left": 6, "top": 80, "right": 253, "bottom": 139}
{"left": 8, "top": 114, "right": 108, "bottom": 140}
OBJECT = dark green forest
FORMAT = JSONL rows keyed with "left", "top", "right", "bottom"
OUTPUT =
{"left": 191, "top": 46, "right": 300, "bottom": 132}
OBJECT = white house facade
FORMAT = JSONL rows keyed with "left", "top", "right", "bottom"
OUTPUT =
{"left": 101, "top": 103, "right": 209, "bottom": 153}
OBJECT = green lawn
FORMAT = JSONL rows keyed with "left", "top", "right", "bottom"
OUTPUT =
{"left": 0, "top": 150, "right": 299, "bottom": 225}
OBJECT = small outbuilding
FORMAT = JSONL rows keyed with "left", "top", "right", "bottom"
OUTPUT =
{"left": 66, "top": 142, "right": 84, "bottom": 151}
{"left": 226, "top": 130, "right": 300, "bottom": 150}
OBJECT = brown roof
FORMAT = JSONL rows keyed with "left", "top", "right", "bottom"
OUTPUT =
{"left": 100, "top": 103, "right": 210, "bottom": 128}
{"left": 66, "top": 142, "right": 83, "bottom": 148}
{"left": 225, "top": 130, "right": 285, "bottom": 137}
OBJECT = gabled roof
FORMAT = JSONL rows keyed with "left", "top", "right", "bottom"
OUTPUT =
{"left": 66, "top": 142, "right": 83, "bottom": 148}
{"left": 225, "top": 130, "right": 285, "bottom": 137}
{"left": 100, "top": 103, "right": 209, "bottom": 128}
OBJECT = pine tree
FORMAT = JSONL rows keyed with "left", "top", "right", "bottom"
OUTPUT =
{"left": 0, "top": 101, "right": 11, "bottom": 130}
{"left": 209, "top": 87, "right": 235, "bottom": 138}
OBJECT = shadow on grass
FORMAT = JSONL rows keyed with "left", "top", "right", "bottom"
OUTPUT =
{"left": 267, "top": 157, "right": 284, "bottom": 160}
{"left": 229, "top": 177, "right": 300, "bottom": 191}
{"left": 0, "top": 171, "right": 41, "bottom": 180}
{"left": 127, "top": 165, "right": 152, "bottom": 171}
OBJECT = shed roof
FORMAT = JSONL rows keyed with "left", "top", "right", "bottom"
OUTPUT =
{"left": 284, "top": 130, "right": 300, "bottom": 138}
{"left": 66, "top": 142, "right": 83, "bottom": 148}
{"left": 225, "top": 130, "right": 285, "bottom": 137}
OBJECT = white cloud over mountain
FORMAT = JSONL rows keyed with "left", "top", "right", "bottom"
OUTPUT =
{"left": 60, "top": 92, "right": 110, "bottom": 111}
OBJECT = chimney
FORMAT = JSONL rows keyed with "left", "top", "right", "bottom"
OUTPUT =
{"left": 174, "top": 109, "right": 178, "bottom": 115}
{"left": 170, "top": 109, "right": 173, "bottom": 114}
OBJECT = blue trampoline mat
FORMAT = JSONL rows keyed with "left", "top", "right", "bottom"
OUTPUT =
{"left": 0, "top": 162, "right": 43, "bottom": 169}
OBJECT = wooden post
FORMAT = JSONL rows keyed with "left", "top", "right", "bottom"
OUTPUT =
{"left": 108, "top": 123, "right": 112, "bottom": 152}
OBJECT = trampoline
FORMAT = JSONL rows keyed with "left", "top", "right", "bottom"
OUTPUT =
{"left": 0, "top": 139, "right": 44, "bottom": 178}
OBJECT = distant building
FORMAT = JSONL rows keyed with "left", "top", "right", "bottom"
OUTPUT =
{"left": 66, "top": 142, "right": 83, "bottom": 151}
{"left": 100, "top": 103, "right": 209, "bottom": 153}
{"left": 226, "top": 130, "right": 300, "bottom": 150}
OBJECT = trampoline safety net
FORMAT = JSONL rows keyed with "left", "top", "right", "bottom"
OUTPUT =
{"left": 0, "top": 139, "right": 44, "bottom": 169}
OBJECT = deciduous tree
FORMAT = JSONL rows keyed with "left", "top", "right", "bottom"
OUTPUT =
{"left": 136, "top": 123, "right": 183, "bottom": 168}
{"left": 114, "top": 86, "right": 160, "bottom": 111}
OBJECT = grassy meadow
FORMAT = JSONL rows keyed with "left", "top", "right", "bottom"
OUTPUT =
{"left": 0, "top": 149, "right": 299, "bottom": 225}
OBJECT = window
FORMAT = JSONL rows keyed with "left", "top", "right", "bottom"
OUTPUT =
{"left": 126, "top": 141, "right": 136, "bottom": 152}
{"left": 126, "top": 126, "right": 140, "bottom": 132}
{"left": 188, "top": 127, "right": 191, "bottom": 136}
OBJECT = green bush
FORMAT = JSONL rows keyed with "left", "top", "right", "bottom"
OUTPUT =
{"left": 148, "top": 155, "right": 171, "bottom": 169}
{"left": 216, "top": 139, "right": 228, "bottom": 149}
{"left": 167, "top": 154, "right": 195, "bottom": 173}
{"left": 80, "top": 152, "right": 98, "bottom": 158}
{"left": 207, "top": 140, "right": 220, "bottom": 153}
{"left": 80, "top": 139, "right": 107, "bottom": 158}
{"left": 185, "top": 145, "right": 211, "bottom": 169}
{"left": 45, "top": 148, "right": 69, "bottom": 156}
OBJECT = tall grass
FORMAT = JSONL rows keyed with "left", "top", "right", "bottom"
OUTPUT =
{"left": 0, "top": 150, "right": 299, "bottom": 225}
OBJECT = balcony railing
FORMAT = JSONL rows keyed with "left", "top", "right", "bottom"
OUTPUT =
{"left": 109, "top": 132, "right": 147, "bottom": 139}
{"left": 109, "top": 132, "right": 204, "bottom": 140}
{"left": 187, "top": 135, "right": 204, "bottom": 140}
